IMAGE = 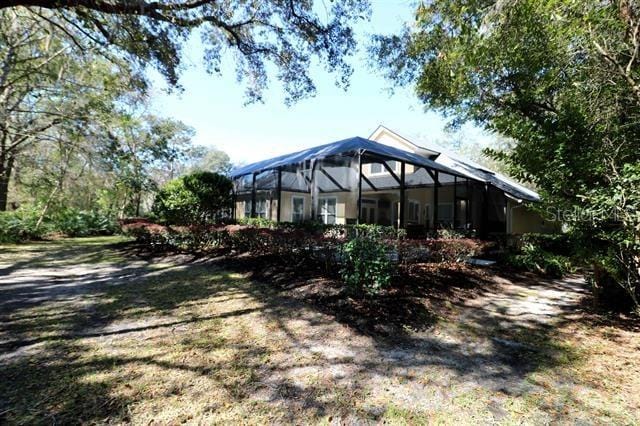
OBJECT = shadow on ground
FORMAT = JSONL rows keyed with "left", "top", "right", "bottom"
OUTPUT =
{"left": 0, "top": 239, "right": 635, "bottom": 423}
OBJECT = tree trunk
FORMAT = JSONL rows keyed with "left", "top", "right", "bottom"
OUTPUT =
{"left": 135, "top": 192, "right": 141, "bottom": 217}
{"left": 0, "top": 155, "right": 14, "bottom": 212}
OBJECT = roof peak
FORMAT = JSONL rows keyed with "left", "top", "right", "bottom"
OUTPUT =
{"left": 369, "top": 125, "right": 441, "bottom": 157}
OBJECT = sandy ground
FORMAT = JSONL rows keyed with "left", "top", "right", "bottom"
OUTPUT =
{"left": 0, "top": 238, "right": 638, "bottom": 424}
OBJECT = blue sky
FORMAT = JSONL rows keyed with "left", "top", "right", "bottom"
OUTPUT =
{"left": 149, "top": 0, "right": 492, "bottom": 165}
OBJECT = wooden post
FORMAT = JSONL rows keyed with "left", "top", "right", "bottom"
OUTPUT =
{"left": 399, "top": 161, "right": 406, "bottom": 229}
{"left": 357, "top": 151, "right": 363, "bottom": 224}
{"left": 250, "top": 172, "right": 257, "bottom": 218}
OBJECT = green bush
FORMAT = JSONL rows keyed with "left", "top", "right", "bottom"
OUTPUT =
{"left": 506, "top": 242, "right": 573, "bottom": 277}
{"left": 340, "top": 236, "right": 393, "bottom": 296}
{"left": 0, "top": 207, "right": 117, "bottom": 243}
{"left": 0, "top": 207, "right": 47, "bottom": 243}
{"left": 153, "top": 171, "right": 232, "bottom": 225}
{"left": 52, "top": 209, "right": 118, "bottom": 237}
{"left": 237, "top": 217, "right": 277, "bottom": 228}
{"left": 519, "top": 233, "right": 573, "bottom": 256}
{"left": 349, "top": 223, "right": 405, "bottom": 240}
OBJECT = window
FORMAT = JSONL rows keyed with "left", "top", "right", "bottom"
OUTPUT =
{"left": 255, "top": 199, "right": 268, "bottom": 219}
{"left": 318, "top": 198, "right": 337, "bottom": 224}
{"left": 423, "top": 204, "right": 431, "bottom": 228}
{"left": 455, "top": 199, "right": 468, "bottom": 229}
{"left": 370, "top": 160, "right": 397, "bottom": 175}
{"left": 408, "top": 200, "right": 420, "bottom": 223}
{"left": 437, "top": 203, "right": 454, "bottom": 223}
{"left": 244, "top": 200, "right": 252, "bottom": 218}
{"left": 360, "top": 199, "right": 376, "bottom": 224}
{"left": 291, "top": 197, "right": 305, "bottom": 222}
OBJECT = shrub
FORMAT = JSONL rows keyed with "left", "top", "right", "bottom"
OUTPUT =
{"left": 506, "top": 242, "right": 573, "bottom": 277}
{"left": 350, "top": 223, "right": 405, "bottom": 240}
{"left": 153, "top": 171, "right": 232, "bottom": 225}
{"left": 237, "top": 217, "right": 277, "bottom": 229}
{"left": 0, "top": 207, "right": 47, "bottom": 243}
{"left": 0, "top": 207, "right": 117, "bottom": 243}
{"left": 52, "top": 209, "right": 118, "bottom": 237}
{"left": 340, "top": 236, "right": 393, "bottom": 296}
{"left": 519, "top": 233, "right": 573, "bottom": 256}
{"left": 396, "top": 238, "right": 484, "bottom": 264}
{"left": 428, "top": 238, "right": 483, "bottom": 263}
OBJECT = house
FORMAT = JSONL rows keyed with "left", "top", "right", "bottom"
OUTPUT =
{"left": 230, "top": 126, "right": 556, "bottom": 236}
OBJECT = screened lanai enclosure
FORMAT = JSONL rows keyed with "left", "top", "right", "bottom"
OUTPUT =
{"left": 231, "top": 137, "right": 512, "bottom": 236}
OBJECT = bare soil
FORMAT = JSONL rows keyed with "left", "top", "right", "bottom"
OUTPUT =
{"left": 0, "top": 237, "right": 638, "bottom": 424}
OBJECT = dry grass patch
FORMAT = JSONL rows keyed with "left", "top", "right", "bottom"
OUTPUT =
{"left": 0, "top": 237, "right": 639, "bottom": 424}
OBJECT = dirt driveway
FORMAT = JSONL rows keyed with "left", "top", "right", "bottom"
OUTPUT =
{"left": 1, "top": 237, "right": 638, "bottom": 424}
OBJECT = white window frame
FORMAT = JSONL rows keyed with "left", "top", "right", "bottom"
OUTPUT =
{"left": 423, "top": 203, "right": 431, "bottom": 226}
{"left": 369, "top": 160, "right": 399, "bottom": 176}
{"left": 244, "top": 200, "right": 252, "bottom": 218}
{"left": 255, "top": 199, "right": 269, "bottom": 219}
{"left": 407, "top": 199, "right": 420, "bottom": 223}
{"left": 291, "top": 196, "right": 305, "bottom": 223}
{"left": 318, "top": 197, "right": 338, "bottom": 225}
{"left": 360, "top": 198, "right": 378, "bottom": 224}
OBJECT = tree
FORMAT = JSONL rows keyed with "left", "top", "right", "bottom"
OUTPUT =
{"left": 185, "top": 146, "right": 232, "bottom": 176}
{"left": 153, "top": 171, "right": 232, "bottom": 224}
{"left": 371, "top": 0, "right": 640, "bottom": 311}
{"left": 99, "top": 113, "right": 195, "bottom": 217}
{"left": 1, "top": 0, "right": 370, "bottom": 103}
{"left": 0, "top": 8, "right": 140, "bottom": 211}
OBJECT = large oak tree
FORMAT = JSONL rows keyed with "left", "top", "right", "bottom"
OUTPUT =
{"left": 371, "top": 0, "right": 640, "bottom": 310}
{"left": 1, "top": 0, "right": 370, "bottom": 102}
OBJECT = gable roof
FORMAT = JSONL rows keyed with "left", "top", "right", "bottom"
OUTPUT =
{"left": 368, "top": 125, "right": 440, "bottom": 157}
{"left": 230, "top": 136, "right": 462, "bottom": 179}
{"left": 369, "top": 126, "right": 540, "bottom": 202}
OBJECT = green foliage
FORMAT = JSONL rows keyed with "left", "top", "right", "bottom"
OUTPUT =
{"left": 372, "top": 0, "right": 640, "bottom": 311}
{"left": 152, "top": 178, "right": 199, "bottom": 225}
{"left": 351, "top": 223, "right": 406, "bottom": 240}
{"left": 340, "top": 236, "right": 393, "bottom": 296}
{"left": 0, "top": 207, "right": 47, "bottom": 243}
{"left": 51, "top": 209, "right": 118, "bottom": 237}
{"left": 237, "top": 217, "right": 278, "bottom": 229}
{"left": 153, "top": 172, "right": 232, "bottom": 225}
{"left": 519, "top": 233, "right": 573, "bottom": 257}
{"left": 0, "top": 207, "right": 117, "bottom": 243}
{"left": 2, "top": 1, "right": 370, "bottom": 104}
{"left": 507, "top": 242, "right": 573, "bottom": 278}
{"left": 0, "top": 8, "right": 144, "bottom": 212}
{"left": 186, "top": 146, "right": 232, "bottom": 175}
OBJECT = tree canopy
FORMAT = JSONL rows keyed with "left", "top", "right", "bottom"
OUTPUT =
{"left": 371, "top": 0, "right": 640, "bottom": 310}
{"left": 2, "top": 0, "right": 371, "bottom": 103}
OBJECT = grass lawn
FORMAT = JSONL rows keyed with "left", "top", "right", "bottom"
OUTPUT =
{"left": 0, "top": 237, "right": 638, "bottom": 424}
